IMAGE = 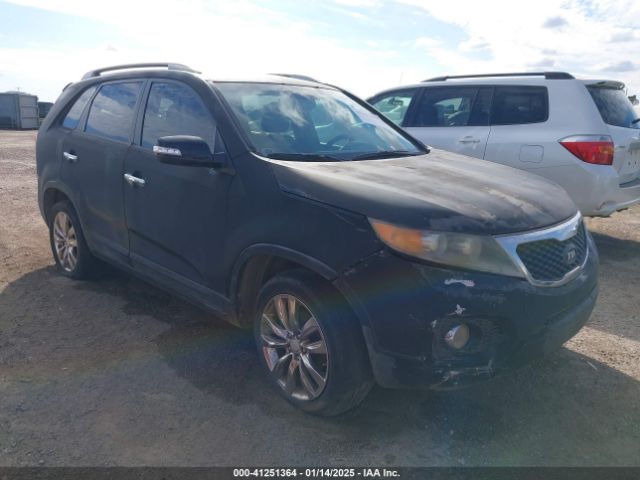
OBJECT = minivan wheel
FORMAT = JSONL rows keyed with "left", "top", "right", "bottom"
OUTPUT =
{"left": 254, "top": 270, "right": 373, "bottom": 416}
{"left": 49, "top": 201, "right": 99, "bottom": 279}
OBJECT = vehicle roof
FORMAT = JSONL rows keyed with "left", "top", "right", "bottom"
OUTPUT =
{"left": 206, "top": 74, "right": 336, "bottom": 89}
{"left": 77, "top": 64, "right": 332, "bottom": 89}
{"left": 372, "top": 75, "right": 625, "bottom": 96}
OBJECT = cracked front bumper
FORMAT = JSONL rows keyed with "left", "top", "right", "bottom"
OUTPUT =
{"left": 334, "top": 234, "right": 599, "bottom": 389}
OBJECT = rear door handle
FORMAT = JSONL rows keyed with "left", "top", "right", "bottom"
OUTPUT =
{"left": 458, "top": 137, "right": 481, "bottom": 144}
{"left": 124, "top": 173, "right": 146, "bottom": 187}
{"left": 63, "top": 151, "right": 78, "bottom": 162}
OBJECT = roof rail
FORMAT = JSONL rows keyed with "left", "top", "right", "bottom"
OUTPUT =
{"left": 81, "top": 63, "right": 200, "bottom": 80}
{"left": 422, "top": 71, "right": 575, "bottom": 82}
{"left": 269, "top": 73, "right": 320, "bottom": 83}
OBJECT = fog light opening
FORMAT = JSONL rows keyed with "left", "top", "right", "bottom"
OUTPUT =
{"left": 444, "top": 324, "right": 470, "bottom": 350}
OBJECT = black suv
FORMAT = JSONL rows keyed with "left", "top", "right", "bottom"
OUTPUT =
{"left": 37, "top": 63, "right": 598, "bottom": 415}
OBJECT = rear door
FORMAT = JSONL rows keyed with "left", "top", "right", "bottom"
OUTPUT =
{"left": 124, "top": 79, "right": 233, "bottom": 292}
{"left": 403, "top": 86, "right": 492, "bottom": 159}
{"left": 586, "top": 84, "right": 640, "bottom": 184}
{"left": 60, "top": 81, "right": 143, "bottom": 264}
{"left": 483, "top": 85, "right": 549, "bottom": 168}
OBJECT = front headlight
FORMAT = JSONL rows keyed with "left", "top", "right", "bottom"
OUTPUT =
{"left": 369, "top": 219, "right": 524, "bottom": 278}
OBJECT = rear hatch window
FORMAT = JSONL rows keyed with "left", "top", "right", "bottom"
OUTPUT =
{"left": 588, "top": 85, "right": 640, "bottom": 184}
{"left": 587, "top": 86, "right": 639, "bottom": 130}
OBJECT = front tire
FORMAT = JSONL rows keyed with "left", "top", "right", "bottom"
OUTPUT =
{"left": 254, "top": 270, "right": 373, "bottom": 416}
{"left": 49, "top": 201, "right": 100, "bottom": 279}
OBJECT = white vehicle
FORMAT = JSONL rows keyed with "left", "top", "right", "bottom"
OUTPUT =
{"left": 369, "top": 72, "right": 640, "bottom": 217}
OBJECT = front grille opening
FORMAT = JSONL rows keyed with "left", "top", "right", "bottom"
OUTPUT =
{"left": 516, "top": 223, "right": 587, "bottom": 282}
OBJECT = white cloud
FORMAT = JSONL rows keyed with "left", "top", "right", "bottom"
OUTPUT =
{"left": 458, "top": 37, "right": 490, "bottom": 53}
{"left": 332, "top": 0, "right": 382, "bottom": 7}
{"left": 0, "top": 0, "right": 425, "bottom": 99}
{"left": 602, "top": 60, "right": 637, "bottom": 73}
{"left": 542, "top": 16, "right": 569, "bottom": 29}
{"left": 2, "top": 0, "right": 640, "bottom": 100}
{"left": 528, "top": 58, "right": 556, "bottom": 68}
{"left": 413, "top": 36, "right": 442, "bottom": 49}
{"left": 398, "top": 0, "right": 640, "bottom": 94}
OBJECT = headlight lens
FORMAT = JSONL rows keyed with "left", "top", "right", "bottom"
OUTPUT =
{"left": 369, "top": 219, "right": 524, "bottom": 278}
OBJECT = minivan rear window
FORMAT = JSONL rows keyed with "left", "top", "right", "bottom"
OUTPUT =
{"left": 491, "top": 86, "right": 548, "bottom": 125}
{"left": 587, "top": 86, "right": 640, "bottom": 129}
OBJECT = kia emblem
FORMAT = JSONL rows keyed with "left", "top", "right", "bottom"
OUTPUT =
{"left": 563, "top": 244, "right": 577, "bottom": 265}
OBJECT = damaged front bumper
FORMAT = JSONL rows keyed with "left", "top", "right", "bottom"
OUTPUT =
{"left": 334, "top": 234, "right": 599, "bottom": 389}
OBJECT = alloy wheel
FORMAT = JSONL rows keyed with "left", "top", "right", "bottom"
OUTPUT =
{"left": 52, "top": 211, "right": 78, "bottom": 272}
{"left": 260, "top": 294, "right": 329, "bottom": 401}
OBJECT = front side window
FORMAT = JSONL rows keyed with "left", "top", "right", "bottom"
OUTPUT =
{"left": 215, "top": 82, "right": 423, "bottom": 161}
{"left": 85, "top": 82, "right": 142, "bottom": 142}
{"left": 369, "top": 89, "right": 417, "bottom": 126}
{"left": 413, "top": 87, "right": 481, "bottom": 127}
{"left": 491, "top": 86, "right": 548, "bottom": 125}
{"left": 142, "top": 82, "right": 216, "bottom": 150}
{"left": 587, "top": 86, "right": 640, "bottom": 129}
{"left": 61, "top": 86, "right": 96, "bottom": 130}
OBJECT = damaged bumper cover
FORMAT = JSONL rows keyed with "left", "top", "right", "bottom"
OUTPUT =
{"left": 334, "top": 234, "right": 599, "bottom": 389}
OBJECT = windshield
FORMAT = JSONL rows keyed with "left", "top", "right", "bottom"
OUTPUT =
{"left": 587, "top": 86, "right": 640, "bottom": 129}
{"left": 215, "top": 82, "right": 424, "bottom": 160}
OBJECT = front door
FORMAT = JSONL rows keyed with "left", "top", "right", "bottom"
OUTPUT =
{"left": 404, "top": 86, "right": 492, "bottom": 159}
{"left": 123, "top": 80, "right": 232, "bottom": 293}
{"left": 60, "top": 81, "right": 144, "bottom": 263}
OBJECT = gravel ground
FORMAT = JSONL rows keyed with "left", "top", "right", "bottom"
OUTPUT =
{"left": 0, "top": 130, "right": 638, "bottom": 467}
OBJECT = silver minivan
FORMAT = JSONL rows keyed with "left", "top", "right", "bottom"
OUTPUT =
{"left": 369, "top": 72, "right": 640, "bottom": 217}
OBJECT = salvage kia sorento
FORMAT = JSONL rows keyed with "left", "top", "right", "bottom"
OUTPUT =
{"left": 36, "top": 63, "right": 598, "bottom": 415}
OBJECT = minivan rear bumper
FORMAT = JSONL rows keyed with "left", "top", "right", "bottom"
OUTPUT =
{"left": 526, "top": 163, "right": 640, "bottom": 217}
{"left": 596, "top": 177, "right": 640, "bottom": 216}
{"left": 335, "top": 234, "right": 599, "bottom": 389}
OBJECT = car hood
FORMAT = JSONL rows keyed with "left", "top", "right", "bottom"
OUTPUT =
{"left": 268, "top": 148, "right": 578, "bottom": 235}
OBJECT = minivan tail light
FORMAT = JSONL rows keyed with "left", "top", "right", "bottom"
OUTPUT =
{"left": 559, "top": 135, "right": 614, "bottom": 165}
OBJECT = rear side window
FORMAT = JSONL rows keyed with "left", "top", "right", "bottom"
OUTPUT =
{"left": 587, "top": 87, "right": 640, "bottom": 129}
{"left": 369, "top": 89, "right": 417, "bottom": 126}
{"left": 491, "top": 86, "right": 548, "bottom": 125}
{"left": 85, "top": 82, "right": 142, "bottom": 142}
{"left": 61, "top": 86, "right": 96, "bottom": 130}
{"left": 412, "top": 87, "right": 489, "bottom": 127}
{"left": 141, "top": 82, "right": 215, "bottom": 150}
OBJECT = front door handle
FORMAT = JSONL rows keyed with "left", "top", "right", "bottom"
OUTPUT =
{"left": 63, "top": 151, "right": 78, "bottom": 162}
{"left": 124, "top": 173, "right": 146, "bottom": 187}
{"left": 458, "top": 136, "right": 481, "bottom": 144}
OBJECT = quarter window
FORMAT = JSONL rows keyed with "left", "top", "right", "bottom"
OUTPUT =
{"left": 61, "top": 86, "right": 96, "bottom": 130}
{"left": 369, "top": 89, "right": 417, "bottom": 126}
{"left": 413, "top": 87, "right": 482, "bottom": 127}
{"left": 85, "top": 82, "right": 142, "bottom": 142}
{"left": 491, "top": 86, "right": 548, "bottom": 125}
{"left": 142, "top": 82, "right": 215, "bottom": 150}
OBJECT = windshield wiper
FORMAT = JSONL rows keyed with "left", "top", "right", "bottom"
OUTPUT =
{"left": 349, "top": 150, "right": 423, "bottom": 161}
{"left": 632, "top": 118, "right": 640, "bottom": 125}
{"left": 263, "top": 152, "right": 346, "bottom": 162}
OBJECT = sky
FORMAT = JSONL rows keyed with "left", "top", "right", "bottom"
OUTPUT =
{"left": 0, "top": 0, "right": 639, "bottom": 103}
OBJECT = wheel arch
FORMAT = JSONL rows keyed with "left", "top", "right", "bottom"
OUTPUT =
{"left": 41, "top": 182, "right": 77, "bottom": 225}
{"left": 229, "top": 244, "right": 338, "bottom": 328}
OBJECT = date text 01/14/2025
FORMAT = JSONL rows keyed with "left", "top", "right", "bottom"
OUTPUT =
{"left": 232, "top": 468, "right": 400, "bottom": 478}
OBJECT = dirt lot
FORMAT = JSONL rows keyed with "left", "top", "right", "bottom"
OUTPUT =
{"left": 0, "top": 130, "right": 639, "bottom": 466}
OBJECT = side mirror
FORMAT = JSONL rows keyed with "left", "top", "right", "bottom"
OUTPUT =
{"left": 153, "top": 135, "right": 227, "bottom": 168}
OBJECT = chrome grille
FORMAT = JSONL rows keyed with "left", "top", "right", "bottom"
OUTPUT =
{"left": 495, "top": 212, "right": 588, "bottom": 287}
{"left": 516, "top": 223, "right": 587, "bottom": 282}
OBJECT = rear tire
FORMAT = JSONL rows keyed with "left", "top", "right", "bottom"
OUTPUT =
{"left": 49, "top": 201, "right": 101, "bottom": 279}
{"left": 254, "top": 269, "right": 373, "bottom": 416}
